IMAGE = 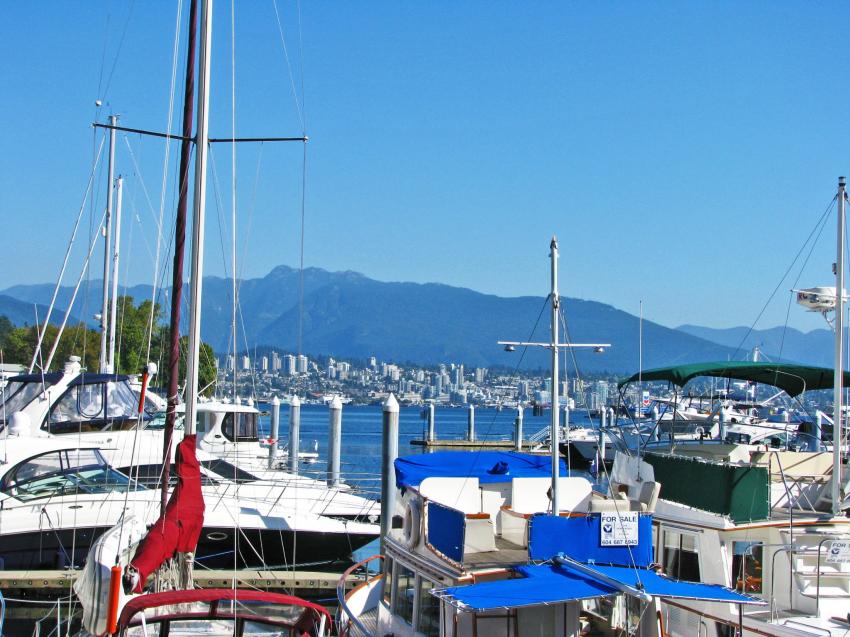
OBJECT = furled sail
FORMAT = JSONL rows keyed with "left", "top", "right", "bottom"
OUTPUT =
{"left": 128, "top": 434, "right": 205, "bottom": 592}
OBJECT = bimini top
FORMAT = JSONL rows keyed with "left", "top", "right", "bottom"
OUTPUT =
{"left": 395, "top": 451, "right": 567, "bottom": 489}
{"left": 618, "top": 361, "right": 850, "bottom": 397}
{"left": 433, "top": 562, "right": 763, "bottom": 612}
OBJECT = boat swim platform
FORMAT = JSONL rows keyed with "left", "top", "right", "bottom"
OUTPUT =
{"left": 410, "top": 438, "right": 517, "bottom": 448}
{"left": 0, "top": 568, "right": 353, "bottom": 593}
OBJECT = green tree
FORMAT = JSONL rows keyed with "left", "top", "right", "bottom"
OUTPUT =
{"left": 0, "top": 298, "right": 216, "bottom": 397}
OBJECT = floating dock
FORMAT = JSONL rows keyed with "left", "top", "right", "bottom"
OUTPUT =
{"left": 410, "top": 438, "right": 516, "bottom": 448}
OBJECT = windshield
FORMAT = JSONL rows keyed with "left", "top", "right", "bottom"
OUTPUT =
{"left": 201, "top": 458, "right": 258, "bottom": 483}
{"left": 0, "top": 380, "right": 54, "bottom": 423}
{"left": 45, "top": 380, "right": 143, "bottom": 434}
{"left": 1, "top": 448, "right": 141, "bottom": 502}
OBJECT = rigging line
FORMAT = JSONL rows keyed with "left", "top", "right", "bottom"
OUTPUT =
{"left": 44, "top": 209, "right": 109, "bottom": 371}
{"left": 99, "top": 0, "right": 137, "bottom": 103}
{"left": 777, "top": 202, "right": 833, "bottom": 361}
{"left": 271, "top": 0, "right": 305, "bottom": 132}
{"left": 730, "top": 195, "right": 837, "bottom": 361}
{"left": 28, "top": 135, "right": 107, "bottom": 373}
{"left": 146, "top": 0, "right": 186, "bottom": 366}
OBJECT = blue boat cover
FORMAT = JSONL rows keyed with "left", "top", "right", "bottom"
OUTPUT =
{"left": 433, "top": 563, "right": 763, "bottom": 612}
{"left": 528, "top": 514, "right": 654, "bottom": 566}
{"left": 394, "top": 451, "right": 567, "bottom": 488}
{"left": 433, "top": 564, "right": 615, "bottom": 611}
{"left": 586, "top": 565, "right": 764, "bottom": 605}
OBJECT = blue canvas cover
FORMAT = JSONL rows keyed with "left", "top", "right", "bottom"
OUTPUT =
{"left": 577, "top": 565, "right": 764, "bottom": 605}
{"left": 433, "top": 563, "right": 762, "bottom": 612}
{"left": 394, "top": 451, "right": 567, "bottom": 488}
{"left": 427, "top": 501, "right": 464, "bottom": 564}
{"left": 528, "top": 514, "right": 654, "bottom": 567}
{"left": 433, "top": 564, "right": 615, "bottom": 611}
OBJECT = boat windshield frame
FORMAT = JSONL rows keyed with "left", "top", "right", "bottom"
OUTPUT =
{"left": 0, "top": 447, "right": 142, "bottom": 502}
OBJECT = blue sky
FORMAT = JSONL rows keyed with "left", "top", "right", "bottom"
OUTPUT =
{"left": 1, "top": 2, "right": 848, "bottom": 333}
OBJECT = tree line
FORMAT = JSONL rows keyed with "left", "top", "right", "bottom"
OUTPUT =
{"left": 0, "top": 296, "right": 216, "bottom": 395}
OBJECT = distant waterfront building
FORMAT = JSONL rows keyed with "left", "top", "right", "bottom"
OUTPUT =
{"left": 261, "top": 356, "right": 269, "bottom": 372}
{"left": 474, "top": 367, "right": 486, "bottom": 384}
{"left": 241, "top": 355, "right": 251, "bottom": 371}
{"left": 271, "top": 351, "right": 282, "bottom": 372}
{"left": 285, "top": 354, "right": 296, "bottom": 376}
{"left": 369, "top": 356, "right": 377, "bottom": 369}
{"left": 226, "top": 355, "right": 235, "bottom": 371}
{"left": 297, "top": 355, "right": 308, "bottom": 374}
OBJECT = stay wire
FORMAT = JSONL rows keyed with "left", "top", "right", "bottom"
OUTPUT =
{"left": 731, "top": 195, "right": 837, "bottom": 361}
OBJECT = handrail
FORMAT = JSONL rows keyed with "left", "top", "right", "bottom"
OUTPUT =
{"left": 337, "top": 554, "right": 384, "bottom": 637}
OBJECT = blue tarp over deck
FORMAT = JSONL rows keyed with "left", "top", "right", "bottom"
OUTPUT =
{"left": 394, "top": 451, "right": 567, "bottom": 488}
{"left": 433, "top": 563, "right": 763, "bottom": 612}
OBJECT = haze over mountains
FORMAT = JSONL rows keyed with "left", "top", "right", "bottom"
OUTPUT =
{"left": 0, "top": 265, "right": 834, "bottom": 374}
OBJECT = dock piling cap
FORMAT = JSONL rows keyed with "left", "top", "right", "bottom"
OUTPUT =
{"left": 290, "top": 395, "right": 301, "bottom": 407}
{"left": 384, "top": 393, "right": 399, "bottom": 413}
{"left": 330, "top": 395, "right": 343, "bottom": 410}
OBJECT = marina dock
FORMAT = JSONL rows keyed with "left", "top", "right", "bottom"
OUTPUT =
{"left": 410, "top": 438, "right": 516, "bottom": 448}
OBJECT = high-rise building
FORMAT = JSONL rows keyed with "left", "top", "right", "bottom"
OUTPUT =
{"left": 369, "top": 356, "right": 377, "bottom": 369}
{"left": 271, "top": 351, "right": 282, "bottom": 372}
{"left": 297, "top": 355, "right": 308, "bottom": 374}
{"left": 474, "top": 367, "right": 486, "bottom": 384}
{"left": 241, "top": 355, "right": 251, "bottom": 371}
{"left": 261, "top": 356, "right": 269, "bottom": 372}
{"left": 285, "top": 354, "right": 296, "bottom": 376}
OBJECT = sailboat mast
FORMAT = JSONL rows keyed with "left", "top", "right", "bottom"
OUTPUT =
{"left": 161, "top": 0, "right": 200, "bottom": 513}
{"left": 184, "top": 0, "right": 213, "bottom": 439}
{"left": 99, "top": 114, "right": 117, "bottom": 373}
{"left": 550, "top": 236, "right": 561, "bottom": 515}
{"left": 107, "top": 176, "right": 123, "bottom": 373}
{"left": 833, "top": 175, "right": 845, "bottom": 516}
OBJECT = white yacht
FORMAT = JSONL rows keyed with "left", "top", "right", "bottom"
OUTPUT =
{"left": 0, "top": 435, "right": 376, "bottom": 571}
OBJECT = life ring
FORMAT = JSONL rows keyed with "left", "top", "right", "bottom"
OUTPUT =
{"left": 402, "top": 499, "right": 421, "bottom": 549}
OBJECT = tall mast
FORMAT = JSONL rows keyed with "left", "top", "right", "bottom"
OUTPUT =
{"left": 107, "top": 176, "right": 123, "bottom": 373}
{"left": 161, "top": 0, "right": 200, "bottom": 514}
{"left": 833, "top": 176, "right": 845, "bottom": 516}
{"left": 184, "top": 0, "right": 213, "bottom": 439}
{"left": 99, "top": 114, "right": 117, "bottom": 373}
{"left": 550, "top": 236, "right": 560, "bottom": 515}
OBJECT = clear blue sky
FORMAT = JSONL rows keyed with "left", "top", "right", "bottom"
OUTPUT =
{"left": 1, "top": 2, "right": 848, "bottom": 333}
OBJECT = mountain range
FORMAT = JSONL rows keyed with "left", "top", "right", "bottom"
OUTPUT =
{"left": 0, "top": 265, "right": 834, "bottom": 374}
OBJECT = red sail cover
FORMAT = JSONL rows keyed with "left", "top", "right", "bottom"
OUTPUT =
{"left": 129, "top": 435, "right": 205, "bottom": 592}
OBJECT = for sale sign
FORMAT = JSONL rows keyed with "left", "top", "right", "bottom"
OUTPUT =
{"left": 825, "top": 541, "right": 850, "bottom": 564}
{"left": 600, "top": 512, "right": 639, "bottom": 546}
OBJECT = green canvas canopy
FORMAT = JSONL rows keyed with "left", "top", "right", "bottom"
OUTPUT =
{"left": 618, "top": 361, "right": 850, "bottom": 397}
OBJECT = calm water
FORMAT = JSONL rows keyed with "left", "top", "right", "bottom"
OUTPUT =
{"left": 256, "top": 403, "right": 594, "bottom": 497}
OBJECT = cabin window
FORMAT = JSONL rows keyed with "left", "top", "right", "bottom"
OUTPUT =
{"left": 221, "top": 412, "right": 259, "bottom": 442}
{"left": 732, "top": 541, "right": 763, "bottom": 594}
{"left": 417, "top": 577, "right": 440, "bottom": 637}
{"left": 45, "top": 380, "right": 141, "bottom": 433}
{"left": 393, "top": 563, "right": 415, "bottom": 626}
{"left": 382, "top": 557, "right": 393, "bottom": 605}
{"left": 662, "top": 530, "right": 701, "bottom": 582}
{"left": 200, "top": 459, "right": 258, "bottom": 483}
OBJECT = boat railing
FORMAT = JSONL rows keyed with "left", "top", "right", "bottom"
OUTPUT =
{"left": 337, "top": 554, "right": 384, "bottom": 637}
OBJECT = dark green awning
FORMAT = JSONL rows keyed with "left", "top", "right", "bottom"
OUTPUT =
{"left": 618, "top": 361, "right": 850, "bottom": 397}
